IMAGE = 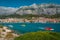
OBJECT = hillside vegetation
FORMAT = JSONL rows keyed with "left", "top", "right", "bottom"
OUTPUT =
{"left": 0, "top": 14, "right": 60, "bottom": 19}
{"left": 14, "top": 31, "right": 60, "bottom": 40}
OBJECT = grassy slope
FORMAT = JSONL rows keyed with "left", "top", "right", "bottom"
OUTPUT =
{"left": 14, "top": 31, "right": 60, "bottom": 40}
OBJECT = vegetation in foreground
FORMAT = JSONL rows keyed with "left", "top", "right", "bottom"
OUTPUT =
{"left": 14, "top": 31, "right": 60, "bottom": 40}
{"left": 0, "top": 13, "right": 60, "bottom": 19}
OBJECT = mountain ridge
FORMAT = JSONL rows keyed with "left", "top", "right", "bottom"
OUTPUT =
{"left": 0, "top": 3, "right": 60, "bottom": 15}
{"left": 16, "top": 3, "right": 60, "bottom": 15}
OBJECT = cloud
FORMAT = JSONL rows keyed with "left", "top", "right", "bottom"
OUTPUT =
{"left": 0, "top": 6, "right": 18, "bottom": 15}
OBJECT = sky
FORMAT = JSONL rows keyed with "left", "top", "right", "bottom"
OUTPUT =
{"left": 0, "top": 0, "right": 60, "bottom": 7}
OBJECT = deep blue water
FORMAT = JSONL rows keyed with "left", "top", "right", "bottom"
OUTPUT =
{"left": 0, "top": 23, "right": 60, "bottom": 33}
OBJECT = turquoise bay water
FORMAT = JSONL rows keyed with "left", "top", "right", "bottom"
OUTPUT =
{"left": 0, "top": 23, "right": 60, "bottom": 33}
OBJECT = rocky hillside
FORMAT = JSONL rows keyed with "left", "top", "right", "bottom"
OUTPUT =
{"left": 16, "top": 3, "right": 60, "bottom": 15}
{"left": 0, "top": 3, "right": 60, "bottom": 15}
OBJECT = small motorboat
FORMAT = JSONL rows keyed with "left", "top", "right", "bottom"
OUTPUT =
{"left": 8, "top": 25, "right": 13, "bottom": 28}
{"left": 45, "top": 27, "right": 54, "bottom": 31}
{"left": 21, "top": 24, "right": 26, "bottom": 27}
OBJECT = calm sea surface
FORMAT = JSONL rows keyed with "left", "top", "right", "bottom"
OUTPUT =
{"left": 0, "top": 23, "right": 60, "bottom": 33}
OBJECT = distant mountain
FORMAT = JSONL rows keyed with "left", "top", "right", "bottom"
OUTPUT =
{"left": 0, "top": 6, "right": 18, "bottom": 15}
{"left": 16, "top": 3, "right": 60, "bottom": 15}
{"left": 0, "top": 3, "right": 60, "bottom": 15}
